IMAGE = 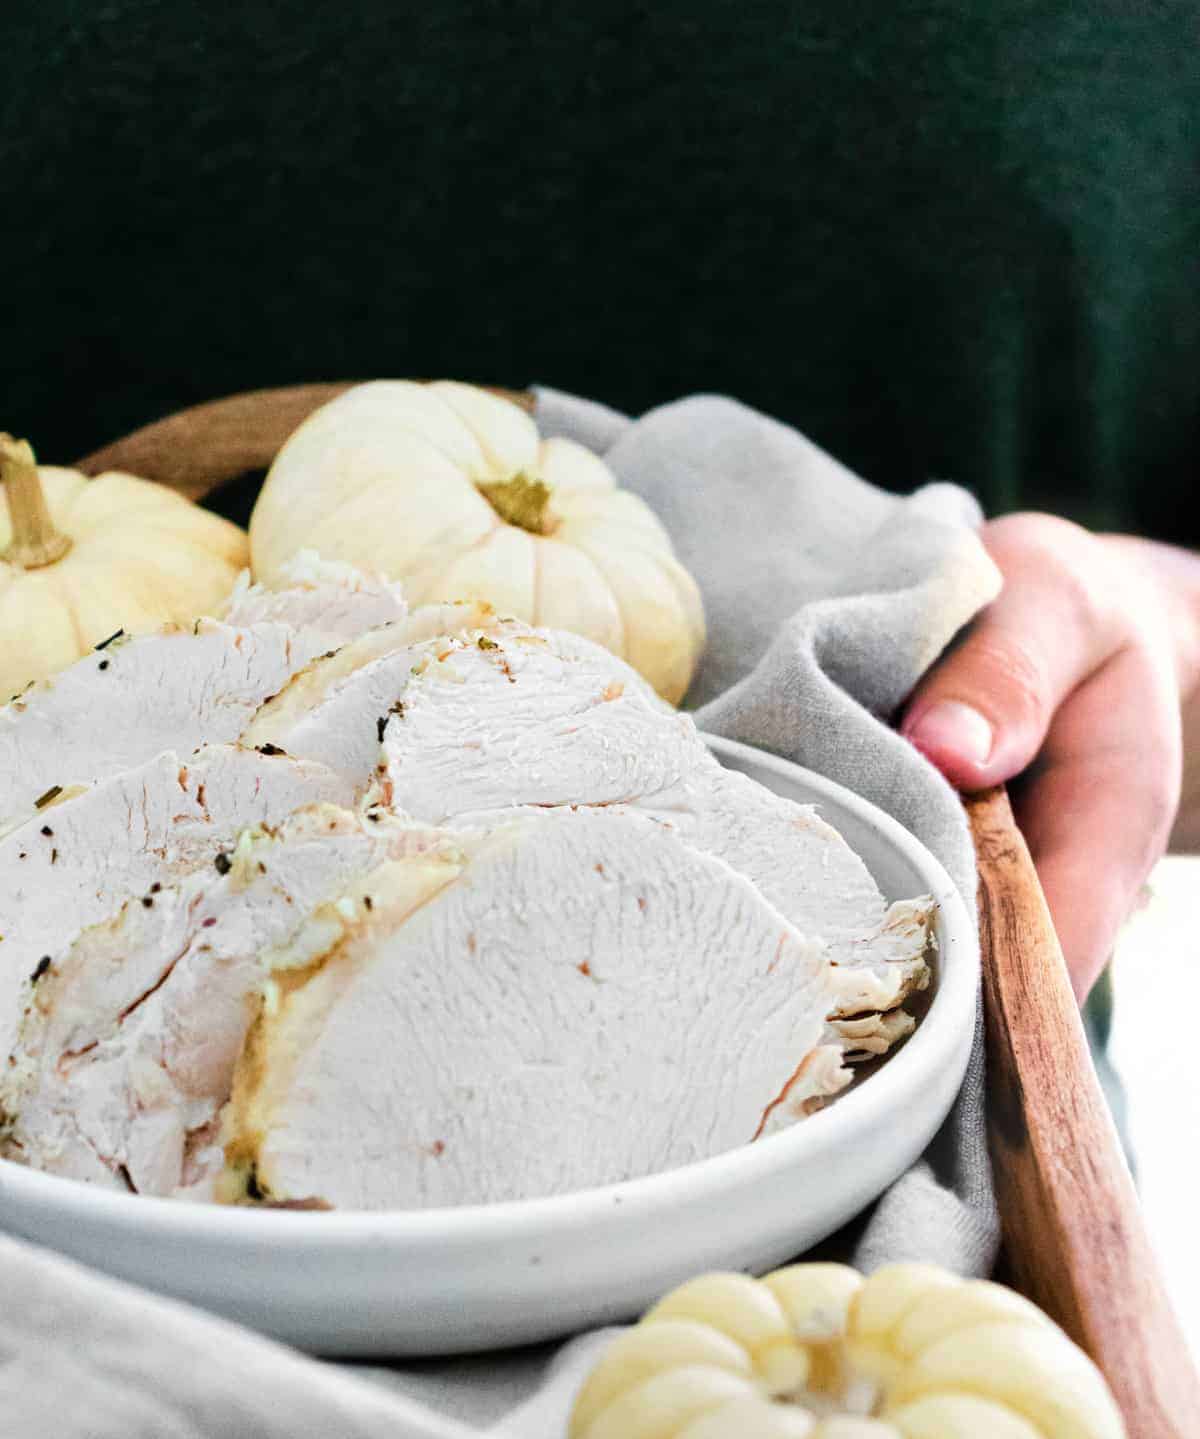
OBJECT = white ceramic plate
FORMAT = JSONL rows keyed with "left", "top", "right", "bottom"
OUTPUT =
{"left": 0, "top": 737, "right": 977, "bottom": 1356}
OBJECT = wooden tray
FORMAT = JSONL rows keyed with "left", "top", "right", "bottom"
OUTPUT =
{"left": 79, "top": 386, "right": 1200, "bottom": 1436}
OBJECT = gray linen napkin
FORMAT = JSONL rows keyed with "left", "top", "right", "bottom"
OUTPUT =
{"left": 1, "top": 391, "right": 1002, "bottom": 1439}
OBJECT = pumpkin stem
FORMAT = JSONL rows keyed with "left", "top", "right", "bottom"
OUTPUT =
{"left": 1, "top": 434, "right": 72, "bottom": 569}
{"left": 476, "top": 472, "right": 558, "bottom": 536}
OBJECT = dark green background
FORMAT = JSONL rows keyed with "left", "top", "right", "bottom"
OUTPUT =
{"left": 4, "top": 2, "right": 1197, "bottom": 536}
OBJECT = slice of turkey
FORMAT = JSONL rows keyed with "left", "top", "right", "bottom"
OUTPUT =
{"left": 2, "top": 806, "right": 453, "bottom": 1196}
{"left": 369, "top": 625, "right": 697, "bottom": 820}
{"left": 242, "top": 609, "right": 669, "bottom": 791}
{"left": 0, "top": 748, "right": 354, "bottom": 1064}
{"left": 218, "top": 808, "right": 848, "bottom": 1211}
{"left": 450, "top": 767, "right": 931, "bottom": 1023}
{"left": 365, "top": 627, "right": 931, "bottom": 1017}
{"left": 0, "top": 619, "right": 322, "bottom": 822}
{"left": 609, "top": 763, "right": 932, "bottom": 1018}
{"left": 233, "top": 614, "right": 505, "bottom": 787}
{"left": 222, "top": 550, "right": 407, "bottom": 643}
{"left": 0, "top": 556, "right": 414, "bottom": 824}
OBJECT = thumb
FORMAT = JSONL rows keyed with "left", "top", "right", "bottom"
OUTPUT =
{"left": 900, "top": 522, "right": 1118, "bottom": 790}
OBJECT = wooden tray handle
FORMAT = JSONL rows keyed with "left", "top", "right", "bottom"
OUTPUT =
{"left": 969, "top": 786, "right": 1200, "bottom": 1436}
{"left": 77, "top": 383, "right": 533, "bottom": 499}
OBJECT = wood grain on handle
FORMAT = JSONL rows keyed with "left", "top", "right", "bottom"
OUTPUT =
{"left": 968, "top": 786, "right": 1200, "bottom": 1437}
{"left": 76, "top": 382, "right": 534, "bottom": 498}
{"left": 77, "top": 384, "right": 354, "bottom": 498}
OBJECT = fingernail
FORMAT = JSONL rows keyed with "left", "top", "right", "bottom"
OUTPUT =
{"left": 904, "top": 700, "right": 993, "bottom": 766}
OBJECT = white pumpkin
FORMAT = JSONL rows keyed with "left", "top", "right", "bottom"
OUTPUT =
{"left": 0, "top": 433, "right": 248, "bottom": 698}
{"left": 249, "top": 382, "right": 705, "bottom": 703}
{"left": 570, "top": 1264, "right": 1126, "bottom": 1439}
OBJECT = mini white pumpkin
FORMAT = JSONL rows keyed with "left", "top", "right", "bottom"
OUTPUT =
{"left": 570, "top": 1264, "right": 1125, "bottom": 1439}
{"left": 249, "top": 382, "right": 705, "bottom": 703}
{"left": 0, "top": 433, "right": 248, "bottom": 698}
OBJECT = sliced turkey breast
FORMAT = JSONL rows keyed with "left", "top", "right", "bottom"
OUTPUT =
{"left": 365, "top": 625, "right": 931, "bottom": 1017}
{"left": 619, "top": 763, "right": 933, "bottom": 1017}
{"left": 238, "top": 603, "right": 512, "bottom": 786}
{"left": 372, "top": 626, "right": 698, "bottom": 821}
{"left": 2, "top": 806, "right": 454, "bottom": 1197}
{"left": 0, "top": 619, "right": 329, "bottom": 822}
{"left": 244, "top": 612, "right": 670, "bottom": 794}
{"left": 0, "top": 748, "right": 354, "bottom": 1064}
{"left": 451, "top": 772, "right": 932, "bottom": 1023}
{"left": 222, "top": 550, "right": 407, "bottom": 643}
{"left": 1, "top": 592, "right": 935, "bottom": 1209}
{"left": 217, "top": 808, "right": 847, "bottom": 1210}
{"left": 0, "top": 553, "right": 417, "bottom": 824}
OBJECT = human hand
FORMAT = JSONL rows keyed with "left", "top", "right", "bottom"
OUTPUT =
{"left": 900, "top": 514, "right": 1200, "bottom": 1001}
